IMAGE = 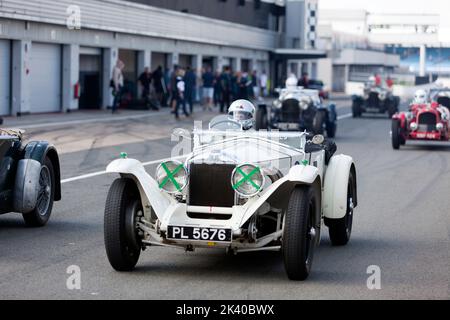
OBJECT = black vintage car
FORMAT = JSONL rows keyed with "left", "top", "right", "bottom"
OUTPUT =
{"left": 256, "top": 88, "right": 337, "bottom": 138}
{"left": 0, "top": 129, "right": 61, "bottom": 226}
{"left": 352, "top": 85, "right": 400, "bottom": 118}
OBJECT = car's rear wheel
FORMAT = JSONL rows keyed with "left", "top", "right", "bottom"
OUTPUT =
{"left": 327, "top": 171, "right": 355, "bottom": 246}
{"left": 104, "top": 178, "right": 143, "bottom": 271}
{"left": 391, "top": 120, "right": 401, "bottom": 150}
{"left": 283, "top": 186, "right": 319, "bottom": 281}
{"left": 22, "top": 157, "right": 55, "bottom": 227}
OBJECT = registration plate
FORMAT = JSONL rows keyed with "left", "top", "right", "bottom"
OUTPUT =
{"left": 278, "top": 123, "right": 300, "bottom": 130}
{"left": 167, "top": 226, "right": 232, "bottom": 243}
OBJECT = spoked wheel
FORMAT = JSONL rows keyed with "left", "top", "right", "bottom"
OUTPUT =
{"left": 283, "top": 186, "right": 319, "bottom": 281}
{"left": 391, "top": 120, "right": 401, "bottom": 150}
{"left": 327, "top": 171, "right": 356, "bottom": 246}
{"left": 104, "top": 178, "right": 143, "bottom": 271}
{"left": 23, "top": 157, "right": 55, "bottom": 227}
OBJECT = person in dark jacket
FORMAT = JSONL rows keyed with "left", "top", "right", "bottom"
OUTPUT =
{"left": 220, "top": 67, "right": 232, "bottom": 113}
{"left": 213, "top": 71, "right": 222, "bottom": 108}
{"left": 298, "top": 72, "right": 309, "bottom": 89}
{"left": 152, "top": 66, "right": 165, "bottom": 107}
{"left": 184, "top": 66, "right": 196, "bottom": 115}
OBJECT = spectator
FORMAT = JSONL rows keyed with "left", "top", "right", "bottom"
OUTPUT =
{"left": 251, "top": 70, "right": 259, "bottom": 99}
{"left": 184, "top": 66, "right": 196, "bottom": 115}
{"left": 139, "top": 67, "right": 158, "bottom": 110}
{"left": 220, "top": 66, "right": 232, "bottom": 113}
{"left": 111, "top": 60, "right": 124, "bottom": 114}
{"left": 237, "top": 72, "right": 251, "bottom": 100}
{"left": 259, "top": 70, "right": 268, "bottom": 98}
{"left": 298, "top": 72, "right": 309, "bottom": 89}
{"left": 152, "top": 66, "right": 165, "bottom": 107}
{"left": 175, "top": 69, "right": 189, "bottom": 120}
{"left": 202, "top": 67, "right": 215, "bottom": 111}
{"left": 170, "top": 65, "right": 179, "bottom": 113}
{"left": 213, "top": 71, "right": 222, "bottom": 108}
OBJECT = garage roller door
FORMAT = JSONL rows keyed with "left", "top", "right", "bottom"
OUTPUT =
{"left": 0, "top": 40, "right": 10, "bottom": 116}
{"left": 30, "top": 43, "right": 62, "bottom": 113}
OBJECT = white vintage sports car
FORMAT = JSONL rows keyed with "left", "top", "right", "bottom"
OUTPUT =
{"left": 103, "top": 115, "right": 358, "bottom": 280}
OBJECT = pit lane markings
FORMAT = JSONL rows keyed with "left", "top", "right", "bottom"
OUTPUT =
{"left": 337, "top": 113, "right": 352, "bottom": 121}
{"left": 9, "top": 112, "right": 166, "bottom": 130}
{"left": 61, "top": 155, "right": 186, "bottom": 184}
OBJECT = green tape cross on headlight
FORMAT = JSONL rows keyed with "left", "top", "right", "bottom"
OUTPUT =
{"left": 233, "top": 167, "right": 261, "bottom": 191}
{"left": 159, "top": 162, "right": 184, "bottom": 191}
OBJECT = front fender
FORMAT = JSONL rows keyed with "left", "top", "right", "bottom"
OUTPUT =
{"left": 23, "top": 141, "right": 61, "bottom": 201}
{"left": 106, "top": 158, "right": 175, "bottom": 220}
{"left": 323, "top": 155, "right": 357, "bottom": 220}
{"left": 240, "top": 165, "right": 320, "bottom": 226}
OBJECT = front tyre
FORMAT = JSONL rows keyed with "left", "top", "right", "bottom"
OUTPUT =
{"left": 22, "top": 157, "right": 55, "bottom": 227}
{"left": 313, "top": 111, "right": 326, "bottom": 135}
{"left": 283, "top": 186, "right": 319, "bottom": 281}
{"left": 391, "top": 120, "right": 401, "bottom": 150}
{"left": 104, "top": 178, "right": 143, "bottom": 271}
{"left": 255, "top": 106, "right": 268, "bottom": 130}
{"left": 327, "top": 170, "right": 356, "bottom": 246}
{"left": 352, "top": 100, "right": 362, "bottom": 118}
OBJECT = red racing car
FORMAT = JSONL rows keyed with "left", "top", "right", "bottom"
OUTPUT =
{"left": 391, "top": 101, "right": 450, "bottom": 149}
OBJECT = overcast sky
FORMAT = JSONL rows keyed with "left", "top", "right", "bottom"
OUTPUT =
{"left": 319, "top": 0, "right": 450, "bottom": 42}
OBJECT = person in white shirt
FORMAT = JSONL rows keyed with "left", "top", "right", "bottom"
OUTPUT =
{"left": 111, "top": 60, "right": 124, "bottom": 114}
{"left": 259, "top": 70, "right": 268, "bottom": 98}
{"left": 175, "top": 69, "right": 190, "bottom": 119}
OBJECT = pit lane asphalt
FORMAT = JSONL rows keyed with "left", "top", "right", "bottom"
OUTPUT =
{"left": 0, "top": 101, "right": 449, "bottom": 300}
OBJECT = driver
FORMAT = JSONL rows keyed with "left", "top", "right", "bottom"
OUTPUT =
{"left": 228, "top": 99, "right": 256, "bottom": 131}
{"left": 413, "top": 89, "right": 428, "bottom": 105}
{"left": 285, "top": 76, "right": 299, "bottom": 91}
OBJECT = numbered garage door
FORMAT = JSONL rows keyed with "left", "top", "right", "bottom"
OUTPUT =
{"left": 0, "top": 40, "right": 10, "bottom": 116}
{"left": 30, "top": 43, "right": 62, "bottom": 113}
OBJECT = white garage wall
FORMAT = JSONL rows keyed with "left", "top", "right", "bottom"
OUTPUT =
{"left": 30, "top": 43, "right": 62, "bottom": 113}
{"left": 0, "top": 40, "right": 11, "bottom": 116}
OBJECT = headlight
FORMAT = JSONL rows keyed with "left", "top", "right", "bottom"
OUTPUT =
{"left": 156, "top": 160, "right": 188, "bottom": 194}
{"left": 299, "top": 99, "right": 309, "bottom": 110}
{"left": 379, "top": 93, "right": 386, "bottom": 101}
{"left": 273, "top": 100, "right": 282, "bottom": 109}
{"left": 436, "top": 123, "right": 444, "bottom": 131}
{"left": 231, "top": 164, "right": 265, "bottom": 198}
{"left": 410, "top": 122, "right": 418, "bottom": 131}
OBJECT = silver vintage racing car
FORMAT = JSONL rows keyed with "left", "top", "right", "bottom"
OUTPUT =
{"left": 103, "top": 100, "right": 357, "bottom": 280}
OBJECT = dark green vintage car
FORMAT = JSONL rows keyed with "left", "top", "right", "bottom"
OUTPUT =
{"left": 0, "top": 129, "right": 61, "bottom": 227}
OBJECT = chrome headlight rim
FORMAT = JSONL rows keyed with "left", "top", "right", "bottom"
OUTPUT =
{"left": 231, "top": 163, "right": 265, "bottom": 198}
{"left": 299, "top": 98, "right": 310, "bottom": 110}
{"left": 436, "top": 122, "right": 444, "bottom": 131}
{"left": 410, "top": 122, "right": 418, "bottom": 131}
{"left": 156, "top": 160, "right": 189, "bottom": 194}
{"left": 273, "top": 99, "right": 282, "bottom": 109}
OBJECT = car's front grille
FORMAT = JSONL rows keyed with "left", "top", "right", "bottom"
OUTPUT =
{"left": 437, "top": 97, "right": 450, "bottom": 109}
{"left": 418, "top": 112, "right": 437, "bottom": 131}
{"left": 188, "top": 163, "right": 235, "bottom": 208}
{"left": 367, "top": 92, "right": 379, "bottom": 107}
{"left": 281, "top": 99, "right": 300, "bottom": 122}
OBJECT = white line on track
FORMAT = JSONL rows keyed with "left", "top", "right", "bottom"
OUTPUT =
{"left": 60, "top": 112, "right": 354, "bottom": 184}
{"left": 61, "top": 155, "right": 186, "bottom": 184}
{"left": 10, "top": 112, "right": 166, "bottom": 130}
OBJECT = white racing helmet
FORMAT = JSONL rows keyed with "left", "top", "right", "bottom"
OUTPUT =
{"left": 286, "top": 76, "right": 298, "bottom": 90}
{"left": 414, "top": 89, "right": 427, "bottom": 104}
{"left": 228, "top": 99, "right": 256, "bottom": 130}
